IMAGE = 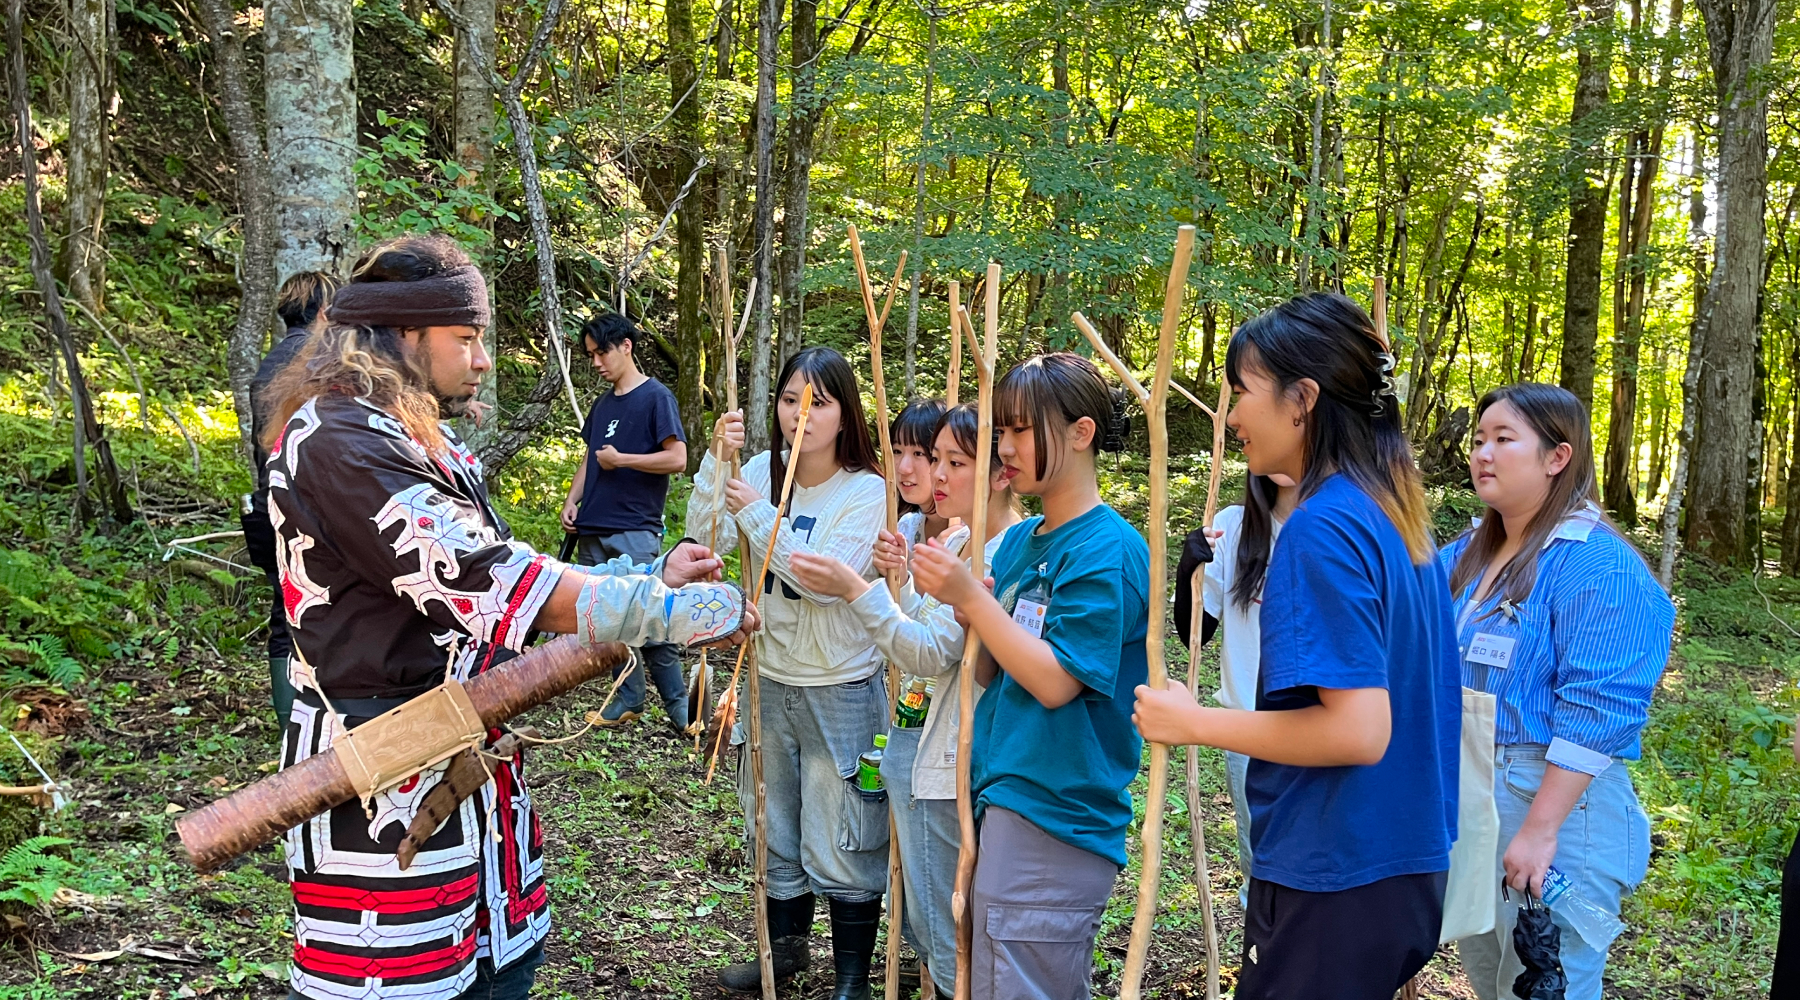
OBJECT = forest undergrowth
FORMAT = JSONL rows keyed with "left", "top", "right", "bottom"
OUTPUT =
{"left": 0, "top": 381, "right": 1790, "bottom": 999}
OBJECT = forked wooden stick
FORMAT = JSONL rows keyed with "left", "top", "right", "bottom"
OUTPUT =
{"left": 1070, "top": 313, "right": 1215, "bottom": 419}
{"left": 951, "top": 264, "right": 1000, "bottom": 1000}
{"left": 1116, "top": 224, "right": 1196, "bottom": 1000}
{"left": 1182, "top": 370, "right": 1231, "bottom": 1000}
{"left": 847, "top": 223, "right": 910, "bottom": 999}
{"left": 695, "top": 263, "right": 758, "bottom": 746}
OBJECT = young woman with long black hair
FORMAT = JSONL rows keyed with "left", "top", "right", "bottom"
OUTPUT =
{"left": 690, "top": 346, "right": 892, "bottom": 1000}
{"left": 1133, "top": 292, "right": 1462, "bottom": 1000}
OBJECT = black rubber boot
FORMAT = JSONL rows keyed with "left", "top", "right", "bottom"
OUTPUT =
{"left": 827, "top": 896, "right": 881, "bottom": 1000}
{"left": 717, "top": 892, "right": 814, "bottom": 992}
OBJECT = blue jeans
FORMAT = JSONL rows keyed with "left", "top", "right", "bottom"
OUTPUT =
{"left": 738, "top": 675, "right": 891, "bottom": 902}
{"left": 288, "top": 942, "right": 544, "bottom": 1000}
{"left": 1456, "top": 745, "right": 1650, "bottom": 1000}
{"left": 882, "top": 724, "right": 962, "bottom": 992}
{"left": 1225, "top": 749, "right": 1253, "bottom": 908}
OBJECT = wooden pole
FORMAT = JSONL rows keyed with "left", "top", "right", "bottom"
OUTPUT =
{"left": 695, "top": 268, "right": 757, "bottom": 742}
{"left": 846, "top": 223, "right": 910, "bottom": 998}
{"left": 1119, "top": 224, "right": 1196, "bottom": 1000}
{"left": 707, "top": 382, "right": 813, "bottom": 780}
{"left": 1182, "top": 371, "right": 1231, "bottom": 1000}
{"left": 1071, "top": 313, "right": 1215, "bottom": 420}
{"left": 951, "top": 263, "right": 1000, "bottom": 1000}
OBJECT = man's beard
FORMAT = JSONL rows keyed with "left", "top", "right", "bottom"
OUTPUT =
{"left": 436, "top": 392, "right": 475, "bottom": 418}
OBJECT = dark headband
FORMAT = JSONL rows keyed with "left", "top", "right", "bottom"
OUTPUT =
{"left": 327, "top": 266, "right": 491, "bottom": 329}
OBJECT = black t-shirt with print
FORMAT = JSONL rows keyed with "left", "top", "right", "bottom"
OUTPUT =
{"left": 575, "top": 378, "right": 685, "bottom": 534}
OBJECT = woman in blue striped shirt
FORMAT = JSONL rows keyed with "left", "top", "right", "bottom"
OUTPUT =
{"left": 1443, "top": 383, "right": 1674, "bottom": 1000}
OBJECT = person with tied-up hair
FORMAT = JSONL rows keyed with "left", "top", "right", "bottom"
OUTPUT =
{"left": 261, "top": 234, "right": 755, "bottom": 1000}
{"left": 1443, "top": 383, "right": 1673, "bottom": 1000}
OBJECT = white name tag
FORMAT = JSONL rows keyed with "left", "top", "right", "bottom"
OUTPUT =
{"left": 1466, "top": 632, "right": 1517, "bottom": 669}
{"left": 1013, "top": 598, "right": 1047, "bottom": 638}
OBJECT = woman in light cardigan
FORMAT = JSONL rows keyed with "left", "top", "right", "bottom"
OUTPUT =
{"left": 692, "top": 347, "right": 892, "bottom": 1000}
{"left": 791, "top": 402, "right": 1022, "bottom": 999}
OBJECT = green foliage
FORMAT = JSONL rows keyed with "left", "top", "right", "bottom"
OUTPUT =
{"left": 0, "top": 837, "right": 74, "bottom": 913}
{"left": 356, "top": 110, "right": 518, "bottom": 245}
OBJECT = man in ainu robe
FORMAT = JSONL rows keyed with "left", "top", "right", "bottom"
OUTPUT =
{"left": 261, "top": 234, "right": 754, "bottom": 1000}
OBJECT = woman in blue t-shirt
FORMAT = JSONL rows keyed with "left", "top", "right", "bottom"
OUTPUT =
{"left": 1441, "top": 383, "right": 1672, "bottom": 1000}
{"left": 913, "top": 352, "right": 1149, "bottom": 1000}
{"left": 1133, "top": 292, "right": 1462, "bottom": 1000}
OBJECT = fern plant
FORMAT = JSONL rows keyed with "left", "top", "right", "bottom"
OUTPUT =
{"left": 0, "top": 836, "right": 74, "bottom": 913}
{"left": 1, "top": 634, "right": 83, "bottom": 690}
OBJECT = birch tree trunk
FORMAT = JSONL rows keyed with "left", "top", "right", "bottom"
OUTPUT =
{"left": 1685, "top": 0, "right": 1776, "bottom": 562}
{"left": 64, "top": 0, "right": 108, "bottom": 310}
{"left": 747, "top": 0, "right": 779, "bottom": 455}
{"left": 451, "top": 0, "right": 498, "bottom": 448}
{"left": 1557, "top": 0, "right": 1614, "bottom": 414}
{"left": 265, "top": 0, "right": 358, "bottom": 283}
{"left": 669, "top": 0, "right": 707, "bottom": 470}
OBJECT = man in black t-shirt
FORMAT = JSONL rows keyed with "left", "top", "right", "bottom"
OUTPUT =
{"left": 560, "top": 311, "right": 690, "bottom": 730}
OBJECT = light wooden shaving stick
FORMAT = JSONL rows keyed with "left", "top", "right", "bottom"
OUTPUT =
{"left": 696, "top": 263, "right": 757, "bottom": 747}
{"left": 1182, "top": 370, "right": 1231, "bottom": 1000}
{"left": 951, "top": 263, "right": 999, "bottom": 1000}
{"left": 846, "top": 223, "right": 911, "bottom": 999}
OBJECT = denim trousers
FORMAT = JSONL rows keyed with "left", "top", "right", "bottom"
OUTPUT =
{"left": 1456, "top": 745, "right": 1650, "bottom": 1000}
{"left": 1225, "top": 749, "right": 1253, "bottom": 907}
{"left": 738, "top": 674, "right": 891, "bottom": 902}
{"left": 288, "top": 943, "right": 544, "bottom": 1000}
{"left": 576, "top": 530, "right": 686, "bottom": 714}
{"left": 882, "top": 724, "right": 962, "bottom": 992}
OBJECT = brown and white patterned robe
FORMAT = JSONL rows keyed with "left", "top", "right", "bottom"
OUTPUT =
{"left": 269, "top": 393, "right": 564, "bottom": 999}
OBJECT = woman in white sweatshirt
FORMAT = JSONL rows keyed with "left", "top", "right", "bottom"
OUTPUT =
{"left": 691, "top": 347, "right": 891, "bottom": 1000}
{"left": 790, "top": 402, "right": 1022, "bottom": 1000}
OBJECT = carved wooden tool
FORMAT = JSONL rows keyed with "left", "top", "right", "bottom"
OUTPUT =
{"left": 951, "top": 265, "right": 999, "bottom": 1000}
{"left": 1182, "top": 370, "right": 1232, "bottom": 1000}
{"left": 177, "top": 636, "right": 630, "bottom": 872}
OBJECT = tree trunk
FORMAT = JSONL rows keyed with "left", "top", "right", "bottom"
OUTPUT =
{"left": 747, "top": 0, "right": 779, "bottom": 455}
{"left": 1603, "top": 0, "right": 1681, "bottom": 524}
{"left": 669, "top": 0, "right": 706, "bottom": 471}
{"left": 195, "top": 0, "right": 278, "bottom": 463}
{"left": 265, "top": 0, "right": 358, "bottom": 282}
{"left": 63, "top": 0, "right": 107, "bottom": 310}
{"left": 776, "top": 0, "right": 820, "bottom": 369}
{"left": 451, "top": 0, "right": 498, "bottom": 449}
{"left": 902, "top": 10, "right": 938, "bottom": 400}
{"left": 1685, "top": 0, "right": 1777, "bottom": 562}
{"left": 9, "top": 0, "right": 131, "bottom": 526}
{"left": 1557, "top": 0, "right": 1614, "bottom": 414}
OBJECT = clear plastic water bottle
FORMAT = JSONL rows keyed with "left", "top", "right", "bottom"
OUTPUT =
{"left": 1539, "top": 865, "right": 1625, "bottom": 950}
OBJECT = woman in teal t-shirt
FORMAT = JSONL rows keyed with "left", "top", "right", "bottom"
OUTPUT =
{"left": 914, "top": 352, "right": 1148, "bottom": 1000}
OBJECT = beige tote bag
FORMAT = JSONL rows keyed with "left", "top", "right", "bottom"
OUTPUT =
{"left": 1440, "top": 687, "right": 1500, "bottom": 943}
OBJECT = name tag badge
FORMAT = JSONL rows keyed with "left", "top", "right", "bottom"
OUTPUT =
{"left": 1466, "top": 632, "right": 1517, "bottom": 669}
{"left": 1013, "top": 598, "right": 1048, "bottom": 638}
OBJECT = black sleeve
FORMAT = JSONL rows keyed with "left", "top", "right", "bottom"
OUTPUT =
{"left": 1171, "top": 527, "right": 1215, "bottom": 649}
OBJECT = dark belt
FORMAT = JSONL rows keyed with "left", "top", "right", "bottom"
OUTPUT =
{"left": 328, "top": 695, "right": 412, "bottom": 722}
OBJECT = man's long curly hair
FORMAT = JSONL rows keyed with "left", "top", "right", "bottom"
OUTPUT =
{"left": 262, "top": 236, "right": 474, "bottom": 457}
